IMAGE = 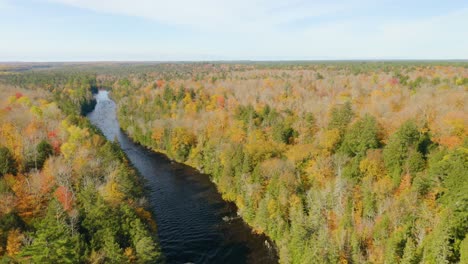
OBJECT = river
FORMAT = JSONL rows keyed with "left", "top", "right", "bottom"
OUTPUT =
{"left": 87, "top": 90, "right": 278, "bottom": 264}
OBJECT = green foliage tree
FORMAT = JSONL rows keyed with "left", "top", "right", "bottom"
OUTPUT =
{"left": 339, "top": 115, "right": 380, "bottom": 179}
{"left": 383, "top": 120, "right": 425, "bottom": 179}
{"left": 460, "top": 236, "right": 468, "bottom": 264}
{"left": 272, "top": 121, "right": 297, "bottom": 144}
{"left": 120, "top": 205, "right": 161, "bottom": 263}
{"left": 163, "top": 85, "right": 175, "bottom": 102}
{"left": 36, "top": 140, "right": 53, "bottom": 169}
{"left": 405, "top": 149, "right": 425, "bottom": 174}
{"left": 424, "top": 143, "right": 468, "bottom": 263}
{"left": 328, "top": 101, "right": 354, "bottom": 136}
{"left": 340, "top": 114, "right": 380, "bottom": 157}
{"left": 79, "top": 186, "right": 126, "bottom": 262}
{"left": 0, "top": 146, "right": 16, "bottom": 176}
{"left": 235, "top": 104, "right": 259, "bottom": 127}
{"left": 20, "top": 200, "right": 82, "bottom": 263}
{"left": 384, "top": 226, "right": 409, "bottom": 263}
{"left": 400, "top": 237, "right": 421, "bottom": 264}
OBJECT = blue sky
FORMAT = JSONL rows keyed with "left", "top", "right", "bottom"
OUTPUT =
{"left": 1, "top": 0, "right": 467, "bottom": 61}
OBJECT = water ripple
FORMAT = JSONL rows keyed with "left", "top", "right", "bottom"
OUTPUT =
{"left": 88, "top": 91, "right": 278, "bottom": 264}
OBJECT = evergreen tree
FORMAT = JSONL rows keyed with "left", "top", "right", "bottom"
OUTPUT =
{"left": 340, "top": 114, "right": 380, "bottom": 157}
{"left": 401, "top": 237, "right": 420, "bottom": 264}
{"left": 0, "top": 146, "right": 16, "bottom": 176}
{"left": 425, "top": 143, "right": 468, "bottom": 263}
{"left": 328, "top": 101, "right": 354, "bottom": 136}
{"left": 20, "top": 200, "right": 82, "bottom": 263}
{"left": 36, "top": 140, "right": 53, "bottom": 169}
{"left": 383, "top": 120, "right": 422, "bottom": 179}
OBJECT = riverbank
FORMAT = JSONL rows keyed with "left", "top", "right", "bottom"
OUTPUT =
{"left": 89, "top": 90, "right": 278, "bottom": 264}
{"left": 121, "top": 123, "right": 278, "bottom": 248}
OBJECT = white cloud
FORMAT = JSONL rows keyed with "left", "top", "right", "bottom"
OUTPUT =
{"left": 47, "top": 0, "right": 357, "bottom": 33}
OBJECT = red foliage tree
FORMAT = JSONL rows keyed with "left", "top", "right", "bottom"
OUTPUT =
{"left": 156, "top": 79, "right": 165, "bottom": 88}
{"left": 54, "top": 185, "right": 73, "bottom": 212}
{"left": 216, "top": 95, "right": 225, "bottom": 109}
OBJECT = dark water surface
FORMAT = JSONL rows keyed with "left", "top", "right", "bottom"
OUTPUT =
{"left": 88, "top": 91, "right": 278, "bottom": 264}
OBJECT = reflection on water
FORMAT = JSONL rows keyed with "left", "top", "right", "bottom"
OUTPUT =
{"left": 88, "top": 91, "right": 278, "bottom": 264}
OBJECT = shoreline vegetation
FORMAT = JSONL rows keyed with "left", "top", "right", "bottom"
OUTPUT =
{"left": 0, "top": 61, "right": 467, "bottom": 263}
{"left": 0, "top": 72, "right": 162, "bottom": 263}
{"left": 113, "top": 114, "right": 279, "bottom": 250}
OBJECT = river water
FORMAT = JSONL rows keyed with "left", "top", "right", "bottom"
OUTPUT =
{"left": 87, "top": 91, "right": 278, "bottom": 264}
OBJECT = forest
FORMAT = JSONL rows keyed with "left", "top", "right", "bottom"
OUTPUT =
{"left": 108, "top": 62, "right": 467, "bottom": 264}
{"left": 0, "top": 71, "right": 162, "bottom": 263}
{"left": 0, "top": 61, "right": 467, "bottom": 264}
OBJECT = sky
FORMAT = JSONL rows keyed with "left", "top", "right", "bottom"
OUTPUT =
{"left": 1, "top": 0, "right": 467, "bottom": 61}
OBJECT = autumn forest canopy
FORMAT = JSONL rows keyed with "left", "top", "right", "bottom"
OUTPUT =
{"left": 0, "top": 61, "right": 467, "bottom": 263}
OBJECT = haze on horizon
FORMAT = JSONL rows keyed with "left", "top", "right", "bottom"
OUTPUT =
{"left": 1, "top": 0, "right": 468, "bottom": 61}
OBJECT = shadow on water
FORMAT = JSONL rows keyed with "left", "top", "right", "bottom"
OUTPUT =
{"left": 87, "top": 90, "right": 278, "bottom": 264}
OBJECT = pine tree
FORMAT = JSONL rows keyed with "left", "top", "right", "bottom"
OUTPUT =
{"left": 0, "top": 146, "right": 16, "bottom": 176}
{"left": 328, "top": 101, "right": 354, "bottom": 137}
{"left": 383, "top": 120, "right": 422, "bottom": 179}
{"left": 340, "top": 114, "right": 380, "bottom": 157}
{"left": 36, "top": 140, "right": 53, "bottom": 169}
{"left": 401, "top": 237, "right": 420, "bottom": 264}
{"left": 20, "top": 200, "right": 82, "bottom": 263}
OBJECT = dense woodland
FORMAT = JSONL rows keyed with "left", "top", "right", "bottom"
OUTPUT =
{"left": 107, "top": 62, "right": 467, "bottom": 264}
{"left": 0, "top": 62, "right": 467, "bottom": 264}
{"left": 0, "top": 72, "right": 162, "bottom": 263}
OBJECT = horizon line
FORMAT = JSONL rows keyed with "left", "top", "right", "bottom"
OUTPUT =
{"left": 2, "top": 59, "right": 468, "bottom": 64}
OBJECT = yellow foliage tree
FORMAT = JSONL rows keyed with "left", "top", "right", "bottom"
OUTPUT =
{"left": 319, "top": 128, "right": 341, "bottom": 154}
{"left": 151, "top": 127, "right": 165, "bottom": 148}
{"left": 6, "top": 229, "right": 24, "bottom": 256}
{"left": 60, "top": 125, "right": 89, "bottom": 160}
{"left": 0, "top": 123, "right": 23, "bottom": 168}
{"left": 359, "top": 149, "right": 386, "bottom": 180}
